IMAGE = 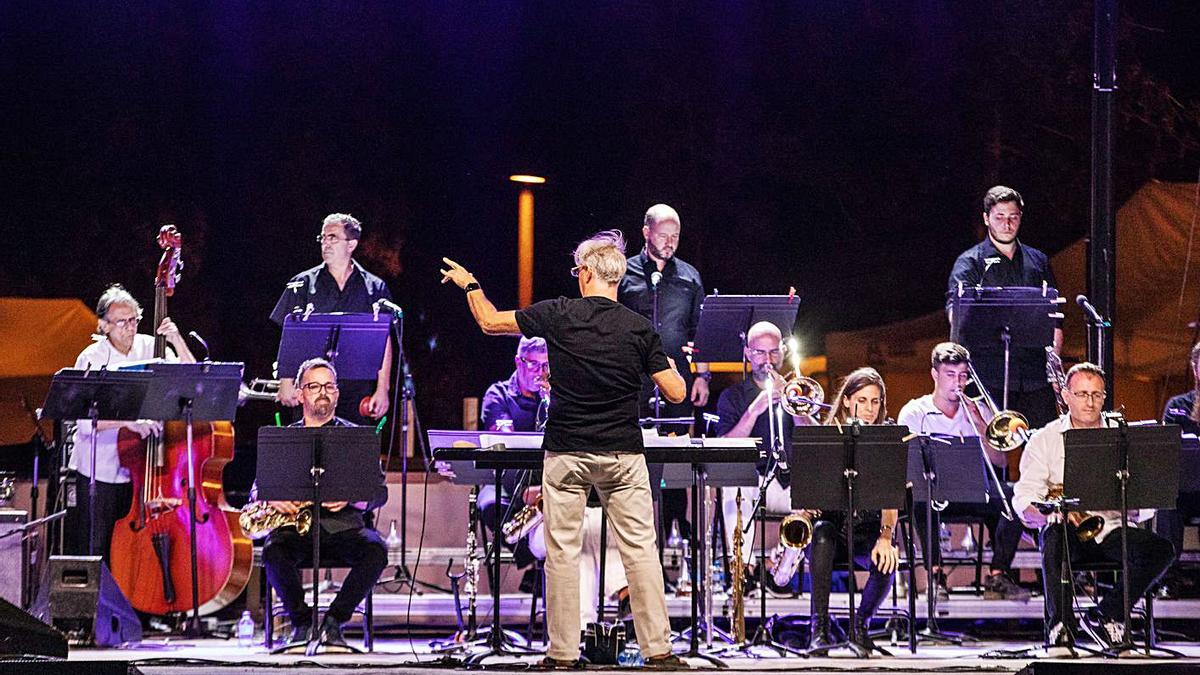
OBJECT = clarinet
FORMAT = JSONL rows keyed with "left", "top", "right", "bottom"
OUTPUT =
{"left": 464, "top": 486, "right": 481, "bottom": 640}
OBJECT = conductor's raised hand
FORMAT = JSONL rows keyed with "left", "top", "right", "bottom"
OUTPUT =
{"left": 440, "top": 257, "right": 477, "bottom": 290}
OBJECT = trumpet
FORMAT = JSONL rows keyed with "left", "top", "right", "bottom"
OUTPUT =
{"left": 768, "top": 510, "right": 815, "bottom": 587}
{"left": 239, "top": 500, "right": 312, "bottom": 540}
{"left": 502, "top": 496, "right": 543, "bottom": 545}
{"left": 962, "top": 360, "right": 1029, "bottom": 452}
{"left": 1043, "top": 484, "right": 1105, "bottom": 542}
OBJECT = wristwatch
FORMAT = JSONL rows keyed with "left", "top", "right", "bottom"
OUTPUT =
{"left": 696, "top": 371, "right": 713, "bottom": 382}
{"left": 464, "top": 282, "right": 481, "bottom": 293}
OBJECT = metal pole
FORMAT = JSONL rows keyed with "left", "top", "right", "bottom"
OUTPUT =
{"left": 1089, "top": 0, "right": 1118, "bottom": 403}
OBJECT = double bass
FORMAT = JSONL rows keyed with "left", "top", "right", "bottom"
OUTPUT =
{"left": 109, "top": 225, "right": 252, "bottom": 616}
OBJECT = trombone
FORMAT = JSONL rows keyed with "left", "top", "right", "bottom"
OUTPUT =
{"left": 958, "top": 360, "right": 1024, "bottom": 521}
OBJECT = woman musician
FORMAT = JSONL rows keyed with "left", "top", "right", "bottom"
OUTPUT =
{"left": 804, "top": 367, "right": 900, "bottom": 653}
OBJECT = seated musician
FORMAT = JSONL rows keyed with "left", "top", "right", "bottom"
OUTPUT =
{"left": 896, "top": 342, "right": 1030, "bottom": 601}
{"left": 1012, "top": 362, "right": 1174, "bottom": 650}
{"left": 1158, "top": 341, "right": 1200, "bottom": 598}
{"left": 717, "top": 321, "right": 813, "bottom": 583}
{"left": 260, "top": 358, "right": 388, "bottom": 647}
{"left": 805, "top": 367, "right": 900, "bottom": 652}
{"left": 481, "top": 337, "right": 629, "bottom": 619}
{"left": 67, "top": 284, "right": 195, "bottom": 563}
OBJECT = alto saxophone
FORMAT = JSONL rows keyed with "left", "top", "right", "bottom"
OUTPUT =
{"left": 502, "top": 496, "right": 544, "bottom": 545}
{"left": 731, "top": 489, "right": 746, "bottom": 643}
{"left": 239, "top": 501, "right": 313, "bottom": 540}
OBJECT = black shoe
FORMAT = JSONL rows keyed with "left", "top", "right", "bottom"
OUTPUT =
{"left": 538, "top": 656, "right": 585, "bottom": 670}
{"left": 287, "top": 622, "right": 312, "bottom": 645}
{"left": 315, "top": 614, "right": 348, "bottom": 648}
{"left": 1045, "top": 621, "right": 1073, "bottom": 657}
{"left": 616, "top": 587, "right": 632, "bottom": 620}
{"left": 808, "top": 615, "right": 834, "bottom": 650}
{"left": 983, "top": 572, "right": 1031, "bottom": 602}
{"left": 519, "top": 568, "right": 541, "bottom": 595}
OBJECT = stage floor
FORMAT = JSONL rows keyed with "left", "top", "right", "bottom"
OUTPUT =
{"left": 61, "top": 637, "right": 1200, "bottom": 674}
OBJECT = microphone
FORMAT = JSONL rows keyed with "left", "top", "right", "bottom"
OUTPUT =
{"left": 374, "top": 299, "right": 404, "bottom": 316}
{"left": 650, "top": 271, "right": 662, "bottom": 289}
{"left": 188, "top": 331, "right": 211, "bottom": 361}
{"left": 1076, "top": 295, "right": 1104, "bottom": 323}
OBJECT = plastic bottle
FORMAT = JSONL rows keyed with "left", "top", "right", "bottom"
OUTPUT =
{"left": 237, "top": 610, "right": 255, "bottom": 648}
{"left": 617, "top": 645, "right": 644, "bottom": 667}
{"left": 386, "top": 519, "right": 402, "bottom": 551}
{"left": 938, "top": 522, "right": 953, "bottom": 555}
{"left": 960, "top": 526, "right": 977, "bottom": 554}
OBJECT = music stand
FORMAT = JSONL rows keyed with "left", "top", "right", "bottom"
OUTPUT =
{"left": 661, "top": 461, "right": 758, "bottom": 654}
{"left": 950, "top": 286, "right": 1062, "bottom": 409}
{"left": 41, "top": 368, "right": 150, "bottom": 558}
{"left": 792, "top": 424, "right": 909, "bottom": 657}
{"left": 905, "top": 435, "right": 989, "bottom": 645}
{"left": 277, "top": 313, "right": 390, "bottom": 381}
{"left": 693, "top": 295, "right": 801, "bottom": 367}
{"left": 1063, "top": 423, "right": 1181, "bottom": 657}
{"left": 128, "top": 362, "right": 242, "bottom": 636}
{"left": 256, "top": 425, "right": 383, "bottom": 656}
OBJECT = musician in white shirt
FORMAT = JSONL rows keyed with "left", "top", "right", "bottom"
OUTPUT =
{"left": 1012, "top": 362, "right": 1175, "bottom": 649}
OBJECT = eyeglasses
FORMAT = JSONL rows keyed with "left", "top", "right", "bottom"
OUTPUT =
{"left": 107, "top": 316, "right": 140, "bottom": 329}
{"left": 1068, "top": 390, "right": 1106, "bottom": 402}
{"left": 570, "top": 265, "right": 585, "bottom": 278}
{"left": 301, "top": 382, "right": 339, "bottom": 394}
{"left": 518, "top": 356, "right": 550, "bottom": 372}
{"left": 316, "top": 234, "right": 347, "bottom": 244}
{"left": 747, "top": 348, "right": 782, "bottom": 359}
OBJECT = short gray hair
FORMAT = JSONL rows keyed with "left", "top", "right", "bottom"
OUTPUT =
{"left": 296, "top": 357, "right": 338, "bottom": 384}
{"left": 517, "top": 336, "right": 547, "bottom": 357}
{"left": 644, "top": 203, "right": 681, "bottom": 229}
{"left": 323, "top": 213, "right": 362, "bottom": 240}
{"left": 96, "top": 284, "right": 142, "bottom": 321}
{"left": 572, "top": 230, "right": 627, "bottom": 285}
{"left": 746, "top": 321, "right": 782, "bottom": 344}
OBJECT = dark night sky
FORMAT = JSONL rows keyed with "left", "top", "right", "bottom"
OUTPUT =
{"left": 1, "top": 2, "right": 1198, "bottom": 433}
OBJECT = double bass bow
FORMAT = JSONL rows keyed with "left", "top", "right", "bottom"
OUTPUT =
{"left": 109, "top": 225, "right": 252, "bottom": 619}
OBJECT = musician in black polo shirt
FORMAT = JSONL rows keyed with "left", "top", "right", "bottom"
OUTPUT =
{"left": 947, "top": 186, "right": 1064, "bottom": 432}
{"left": 619, "top": 203, "right": 710, "bottom": 542}
{"left": 269, "top": 213, "right": 394, "bottom": 425}
{"left": 441, "top": 230, "right": 687, "bottom": 668}
{"left": 1158, "top": 341, "right": 1200, "bottom": 597}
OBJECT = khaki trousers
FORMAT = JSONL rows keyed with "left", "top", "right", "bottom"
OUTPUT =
{"left": 542, "top": 451, "right": 671, "bottom": 661}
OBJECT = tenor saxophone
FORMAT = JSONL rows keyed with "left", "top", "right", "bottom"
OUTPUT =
{"left": 238, "top": 501, "right": 312, "bottom": 540}
{"left": 731, "top": 489, "right": 746, "bottom": 643}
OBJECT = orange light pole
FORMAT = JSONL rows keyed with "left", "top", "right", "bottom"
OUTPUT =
{"left": 510, "top": 174, "right": 545, "bottom": 308}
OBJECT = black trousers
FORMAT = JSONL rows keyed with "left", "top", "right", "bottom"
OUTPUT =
{"left": 1040, "top": 523, "right": 1175, "bottom": 628}
{"left": 808, "top": 515, "right": 895, "bottom": 624}
{"left": 1154, "top": 492, "right": 1200, "bottom": 566}
{"left": 480, "top": 501, "right": 538, "bottom": 569}
{"left": 65, "top": 474, "right": 132, "bottom": 565}
{"left": 263, "top": 526, "right": 388, "bottom": 625}
{"left": 912, "top": 490, "right": 1027, "bottom": 573}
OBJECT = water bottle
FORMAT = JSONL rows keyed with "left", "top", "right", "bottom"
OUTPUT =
{"left": 960, "top": 526, "right": 977, "bottom": 554}
{"left": 938, "top": 522, "right": 952, "bottom": 556}
{"left": 712, "top": 556, "right": 725, "bottom": 589}
{"left": 386, "top": 519, "right": 402, "bottom": 551}
{"left": 237, "top": 610, "right": 255, "bottom": 648}
{"left": 617, "top": 645, "right": 644, "bottom": 667}
{"left": 666, "top": 521, "right": 684, "bottom": 548}
{"left": 676, "top": 541, "right": 692, "bottom": 596}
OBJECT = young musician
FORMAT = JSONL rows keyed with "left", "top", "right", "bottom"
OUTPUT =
{"left": 442, "top": 230, "right": 687, "bottom": 668}
{"left": 896, "top": 342, "right": 1030, "bottom": 601}
{"left": 1013, "top": 363, "right": 1175, "bottom": 650}
{"left": 67, "top": 284, "right": 195, "bottom": 563}
{"left": 804, "top": 367, "right": 899, "bottom": 652}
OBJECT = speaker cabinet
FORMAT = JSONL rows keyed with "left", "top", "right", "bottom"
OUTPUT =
{"left": 46, "top": 555, "right": 142, "bottom": 647}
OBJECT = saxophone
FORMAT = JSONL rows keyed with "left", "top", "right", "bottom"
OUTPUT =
{"left": 239, "top": 501, "right": 313, "bottom": 540}
{"left": 502, "top": 496, "right": 544, "bottom": 545}
{"left": 731, "top": 489, "right": 746, "bottom": 643}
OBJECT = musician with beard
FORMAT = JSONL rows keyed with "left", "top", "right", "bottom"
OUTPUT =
{"left": 259, "top": 358, "right": 389, "bottom": 648}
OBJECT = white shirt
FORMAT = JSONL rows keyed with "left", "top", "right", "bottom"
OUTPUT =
{"left": 69, "top": 334, "right": 174, "bottom": 483}
{"left": 897, "top": 394, "right": 991, "bottom": 438}
{"left": 1011, "top": 414, "right": 1154, "bottom": 543}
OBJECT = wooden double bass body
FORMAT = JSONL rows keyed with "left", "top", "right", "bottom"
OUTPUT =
{"left": 108, "top": 225, "right": 252, "bottom": 616}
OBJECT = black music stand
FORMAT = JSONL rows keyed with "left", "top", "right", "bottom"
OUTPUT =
{"left": 1063, "top": 423, "right": 1181, "bottom": 657}
{"left": 662, "top": 460, "right": 758, "bottom": 656}
{"left": 905, "top": 435, "right": 989, "bottom": 645}
{"left": 131, "top": 362, "right": 242, "bottom": 637}
{"left": 256, "top": 425, "right": 383, "bottom": 656}
{"left": 694, "top": 294, "right": 801, "bottom": 369}
{"left": 792, "top": 424, "right": 909, "bottom": 658}
{"left": 277, "top": 312, "right": 390, "bottom": 380}
{"left": 950, "top": 286, "right": 1061, "bottom": 409}
{"left": 41, "top": 368, "right": 150, "bottom": 558}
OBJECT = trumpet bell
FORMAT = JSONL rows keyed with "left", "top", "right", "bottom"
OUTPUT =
{"left": 1074, "top": 514, "right": 1105, "bottom": 542}
{"left": 984, "top": 410, "right": 1030, "bottom": 452}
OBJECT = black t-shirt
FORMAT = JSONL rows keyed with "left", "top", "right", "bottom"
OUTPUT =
{"left": 269, "top": 260, "right": 393, "bottom": 326}
{"left": 946, "top": 238, "right": 1058, "bottom": 392}
{"left": 515, "top": 296, "right": 671, "bottom": 453}
{"left": 716, "top": 377, "right": 791, "bottom": 483}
